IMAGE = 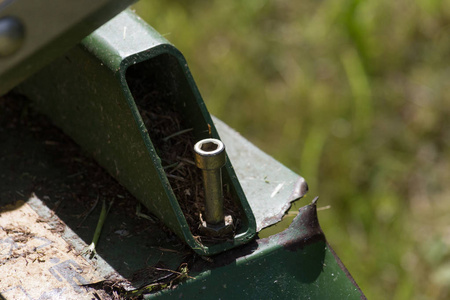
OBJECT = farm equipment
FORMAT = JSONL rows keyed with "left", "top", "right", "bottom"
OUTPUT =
{"left": 0, "top": 2, "right": 365, "bottom": 299}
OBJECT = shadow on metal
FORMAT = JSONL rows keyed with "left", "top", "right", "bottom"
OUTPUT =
{"left": 0, "top": 94, "right": 188, "bottom": 285}
{"left": 150, "top": 199, "right": 366, "bottom": 299}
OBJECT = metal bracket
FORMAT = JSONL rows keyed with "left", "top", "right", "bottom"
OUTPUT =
{"left": 16, "top": 10, "right": 256, "bottom": 256}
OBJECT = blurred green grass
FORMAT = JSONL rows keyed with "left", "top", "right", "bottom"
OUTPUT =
{"left": 133, "top": 0, "right": 450, "bottom": 299}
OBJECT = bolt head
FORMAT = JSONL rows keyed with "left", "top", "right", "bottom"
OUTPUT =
{"left": 194, "top": 138, "right": 226, "bottom": 170}
{"left": 0, "top": 16, "right": 25, "bottom": 57}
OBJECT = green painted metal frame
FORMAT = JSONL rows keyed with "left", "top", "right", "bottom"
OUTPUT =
{"left": 16, "top": 10, "right": 256, "bottom": 256}
{"left": 148, "top": 199, "right": 365, "bottom": 299}
{"left": 0, "top": 93, "right": 365, "bottom": 299}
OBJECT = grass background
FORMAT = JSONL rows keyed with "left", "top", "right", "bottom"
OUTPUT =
{"left": 133, "top": 1, "right": 450, "bottom": 299}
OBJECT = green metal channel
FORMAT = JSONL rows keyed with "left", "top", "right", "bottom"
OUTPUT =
{"left": 16, "top": 10, "right": 256, "bottom": 256}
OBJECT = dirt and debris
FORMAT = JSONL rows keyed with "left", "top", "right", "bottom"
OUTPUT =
{"left": 0, "top": 93, "right": 159, "bottom": 236}
{"left": 0, "top": 94, "right": 197, "bottom": 299}
{"left": 127, "top": 68, "right": 241, "bottom": 244}
{"left": 2, "top": 225, "right": 35, "bottom": 243}
{"left": 0, "top": 225, "right": 40, "bottom": 266}
{"left": 135, "top": 98, "right": 239, "bottom": 244}
{"left": 82, "top": 262, "right": 193, "bottom": 299}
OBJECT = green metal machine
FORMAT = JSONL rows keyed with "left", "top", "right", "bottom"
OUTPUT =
{"left": 0, "top": 2, "right": 365, "bottom": 299}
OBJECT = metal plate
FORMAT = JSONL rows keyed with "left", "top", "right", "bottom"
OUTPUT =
{"left": 214, "top": 117, "right": 308, "bottom": 231}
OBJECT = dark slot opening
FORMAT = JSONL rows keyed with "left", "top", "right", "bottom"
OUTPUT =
{"left": 125, "top": 54, "right": 242, "bottom": 244}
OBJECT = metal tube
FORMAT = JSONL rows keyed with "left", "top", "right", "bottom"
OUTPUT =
{"left": 202, "top": 168, "right": 224, "bottom": 224}
{"left": 194, "top": 138, "right": 226, "bottom": 225}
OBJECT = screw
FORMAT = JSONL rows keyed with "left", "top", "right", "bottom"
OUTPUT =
{"left": 0, "top": 16, "right": 25, "bottom": 57}
{"left": 194, "top": 138, "right": 226, "bottom": 225}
